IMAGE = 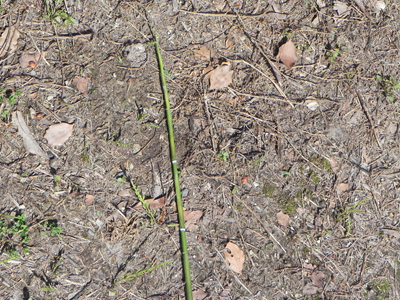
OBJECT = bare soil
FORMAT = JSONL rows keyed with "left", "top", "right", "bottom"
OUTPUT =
{"left": 0, "top": 0, "right": 400, "bottom": 299}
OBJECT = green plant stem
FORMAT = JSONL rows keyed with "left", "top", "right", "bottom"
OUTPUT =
{"left": 153, "top": 29, "right": 193, "bottom": 300}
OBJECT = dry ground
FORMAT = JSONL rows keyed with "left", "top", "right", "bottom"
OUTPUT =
{"left": 0, "top": 0, "right": 400, "bottom": 299}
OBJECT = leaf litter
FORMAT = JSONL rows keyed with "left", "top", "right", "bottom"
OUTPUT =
{"left": 276, "top": 211, "right": 292, "bottom": 227}
{"left": 223, "top": 241, "right": 245, "bottom": 273}
{"left": 193, "top": 45, "right": 211, "bottom": 61}
{"left": 302, "top": 262, "right": 326, "bottom": 295}
{"left": 20, "top": 50, "right": 41, "bottom": 68}
{"left": 12, "top": 111, "right": 49, "bottom": 159}
{"left": 72, "top": 76, "right": 89, "bottom": 95}
{"left": 0, "top": 26, "right": 20, "bottom": 57}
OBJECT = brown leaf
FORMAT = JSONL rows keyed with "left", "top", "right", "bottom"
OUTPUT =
{"left": 193, "top": 289, "right": 207, "bottom": 300}
{"left": 208, "top": 62, "right": 234, "bottom": 90}
{"left": 276, "top": 211, "right": 291, "bottom": 227}
{"left": 223, "top": 242, "right": 245, "bottom": 273}
{"left": 133, "top": 196, "right": 165, "bottom": 210}
{"left": 330, "top": 157, "right": 339, "bottom": 174}
{"left": 193, "top": 45, "right": 211, "bottom": 61}
{"left": 276, "top": 39, "right": 297, "bottom": 69}
{"left": 85, "top": 194, "right": 94, "bottom": 205}
{"left": 72, "top": 76, "right": 88, "bottom": 94}
{"left": 225, "top": 38, "right": 234, "bottom": 50}
{"left": 0, "top": 26, "right": 20, "bottom": 57}
{"left": 184, "top": 210, "right": 203, "bottom": 227}
{"left": 310, "top": 270, "right": 325, "bottom": 287}
{"left": 12, "top": 111, "right": 49, "bottom": 158}
{"left": 336, "top": 183, "right": 349, "bottom": 194}
{"left": 303, "top": 282, "right": 320, "bottom": 295}
{"left": 44, "top": 123, "right": 74, "bottom": 147}
{"left": 20, "top": 50, "right": 40, "bottom": 68}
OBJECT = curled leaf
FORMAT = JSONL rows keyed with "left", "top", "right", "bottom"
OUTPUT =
{"left": 277, "top": 39, "right": 297, "bottom": 69}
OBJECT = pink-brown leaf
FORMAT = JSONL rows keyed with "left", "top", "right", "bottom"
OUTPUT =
{"left": 20, "top": 51, "right": 41, "bottom": 68}
{"left": 276, "top": 211, "right": 292, "bottom": 227}
{"left": 208, "top": 62, "right": 234, "bottom": 90}
{"left": 223, "top": 242, "right": 245, "bottom": 273}
{"left": 277, "top": 39, "right": 297, "bottom": 69}
{"left": 44, "top": 123, "right": 74, "bottom": 147}
{"left": 72, "top": 76, "right": 88, "bottom": 94}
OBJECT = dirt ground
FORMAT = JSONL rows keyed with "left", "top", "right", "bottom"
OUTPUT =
{"left": 0, "top": 0, "right": 399, "bottom": 299}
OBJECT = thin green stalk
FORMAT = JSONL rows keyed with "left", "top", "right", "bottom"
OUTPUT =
{"left": 153, "top": 29, "right": 193, "bottom": 300}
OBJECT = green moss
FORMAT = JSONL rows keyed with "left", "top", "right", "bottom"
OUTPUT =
{"left": 81, "top": 151, "right": 90, "bottom": 164}
{"left": 236, "top": 203, "right": 243, "bottom": 212}
{"left": 276, "top": 192, "right": 299, "bottom": 215}
{"left": 367, "top": 279, "right": 391, "bottom": 299}
{"left": 309, "top": 154, "right": 331, "bottom": 171}
{"left": 263, "top": 183, "right": 275, "bottom": 197}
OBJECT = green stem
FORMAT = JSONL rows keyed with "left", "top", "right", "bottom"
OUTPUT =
{"left": 153, "top": 29, "right": 193, "bottom": 300}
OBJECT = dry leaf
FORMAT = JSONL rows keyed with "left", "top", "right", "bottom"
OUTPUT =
{"left": 193, "top": 45, "right": 211, "bottom": 61}
{"left": 184, "top": 210, "right": 203, "bottom": 227}
{"left": 208, "top": 62, "right": 234, "bottom": 90}
{"left": 276, "top": 39, "right": 297, "bottom": 69}
{"left": 329, "top": 157, "right": 339, "bottom": 174}
{"left": 12, "top": 111, "right": 48, "bottom": 158}
{"left": 375, "top": 0, "right": 385, "bottom": 12}
{"left": 310, "top": 270, "right": 325, "bottom": 287}
{"left": 303, "top": 282, "right": 320, "bottom": 295}
{"left": 316, "top": 0, "right": 326, "bottom": 8}
{"left": 20, "top": 50, "right": 40, "bottom": 68}
{"left": 72, "top": 76, "right": 88, "bottom": 94}
{"left": 0, "top": 26, "right": 20, "bottom": 57}
{"left": 305, "top": 100, "right": 319, "bottom": 111}
{"left": 44, "top": 123, "right": 74, "bottom": 147}
{"left": 336, "top": 183, "right": 349, "bottom": 194}
{"left": 223, "top": 242, "right": 245, "bottom": 273}
{"left": 193, "top": 289, "right": 207, "bottom": 300}
{"left": 225, "top": 38, "right": 234, "bottom": 50}
{"left": 133, "top": 196, "right": 165, "bottom": 210}
{"left": 85, "top": 194, "right": 95, "bottom": 205}
{"left": 354, "top": 0, "right": 366, "bottom": 12}
{"left": 276, "top": 211, "right": 291, "bottom": 227}
{"left": 118, "top": 189, "right": 133, "bottom": 197}
{"left": 333, "top": 1, "right": 349, "bottom": 14}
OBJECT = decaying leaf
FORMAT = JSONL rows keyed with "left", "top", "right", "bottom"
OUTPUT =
{"left": 20, "top": 50, "right": 41, "bottom": 68}
{"left": 72, "top": 76, "right": 88, "bottom": 94}
{"left": 276, "top": 39, "right": 297, "bottom": 69}
{"left": 193, "top": 289, "right": 207, "bottom": 300}
{"left": 330, "top": 157, "right": 339, "bottom": 174}
{"left": 276, "top": 211, "right": 291, "bottom": 227}
{"left": 310, "top": 270, "right": 325, "bottom": 287}
{"left": 302, "top": 262, "right": 325, "bottom": 294}
{"left": 354, "top": 0, "right": 366, "bottom": 12}
{"left": 184, "top": 210, "right": 203, "bottom": 228}
{"left": 303, "top": 282, "right": 320, "bottom": 295}
{"left": 208, "top": 62, "right": 234, "bottom": 90}
{"left": 333, "top": 1, "right": 349, "bottom": 15}
{"left": 85, "top": 194, "right": 95, "bottom": 205}
{"left": 133, "top": 196, "right": 165, "bottom": 210}
{"left": 225, "top": 38, "right": 234, "bottom": 50}
{"left": 12, "top": 111, "right": 49, "bottom": 159}
{"left": 44, "top": 123, "right": 74, "bottom": 147}
{"left": 223, "top": 242, "right": 245, "bottom": 273}
{"left": 0, "top": 26, "right": 20, "bottom": 57}
{"left": 337, "top": 183, "right": 349, "bottom": 194}
{"left": 193, "top": 45, "right": 211, "bottom": 61}
{"left": 375, "top": 0, "right": 385, "bottom": 12}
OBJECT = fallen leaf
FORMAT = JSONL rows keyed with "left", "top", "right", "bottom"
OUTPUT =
{"left": 330, "top": 157, "right": 339, "bottom": 174}
{"left": 44, "top": 123, "right": 74, "bottom": 147}
{"left": 85, "top": 194, "right": 94, "bottom": 205}
{"left": 303, "top": 282, "right": 320, "bottom": 295}
{"left": 311, "top": 270, "right": 325, "bottom": 287}
{"left": 354, "top": 0, "right": 366, "bottom": 12}
{"left": 193, "top": 45, "right": 211, "bottom": 61}
{"left": 336, "top": 183, "right": 349, "bottom": 194}
{"left": 276, "top": 39, "right": 297, "bottom": 69}
{"left": 333, "top": 1, "right": 349, "bottom": 14}
{"left": 20, "top": 50, "right": 40, "bottom": 68}
{"left": 316, "top": 0, "right": 326, "bottom": 8}
{"left": 276, "top": 211, "right": 291, "bottom": 227}
{"left": 12, "top": 111, "right": 49, "bottom": 158}
{"left": 225, "top": 38, "right": 234, "bottom": 50}
{"left": 223, "top": 242, "right": 245, "bottom": 273}
{"left": 0, "top": 26, "right": 20, "bottom": 57}
{"left": 118, "top": 189, "right": 133, "bottom": 197}
{"left": 193, "top": 289, "right": 207, "bottom": 300}
{"left": 305, "top": 100, "right": 319, "bottom": 111}
{"left": 72, "top": 76, "right": 88, "bottom": 94}
{"left": 208, "top": 62, "right": 234, "bottom": 90}
{"left": 374, "top": 0, "right": 385, "bottom": 12}
{"left": 133, "top": 196, "right": 165, "bottom": 210}
{"left": 184, "top": 210, "right": 203, "bottom": 227}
